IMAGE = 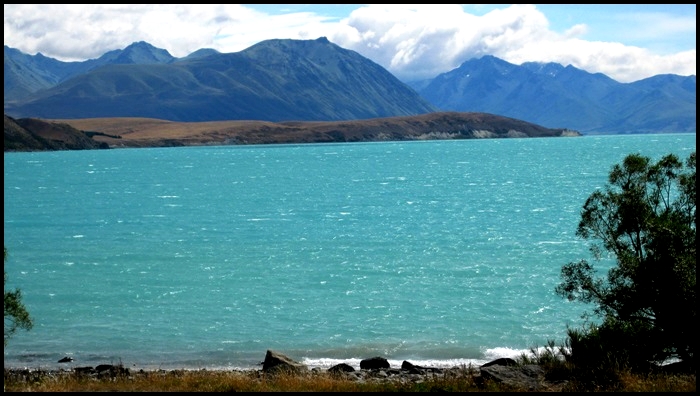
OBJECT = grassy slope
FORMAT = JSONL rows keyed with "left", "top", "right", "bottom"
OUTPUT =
{"left": 50, "top": 112, "right": 578, "bottom": 148}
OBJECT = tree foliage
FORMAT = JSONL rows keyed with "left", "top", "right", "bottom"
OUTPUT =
{"left": 4, "top": 246, "right": 34, "bottom": 346}
{"left": 556, "top": 151, "right": 696, "bottom": 369}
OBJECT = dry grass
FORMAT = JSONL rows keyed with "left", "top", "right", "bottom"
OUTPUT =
{"left": 5, "top": 368, "right": 482, "bottom": 393}
{"left": 49, "top": 117, "right": 281, "bottom": 140}
{"left": 614, "top": 371, "right": 696, "bottom": 392}
{"left": 4, "top": 366, "right": 695, "bottom": 392}
{"left": 47, "top": 112, "right": 577, "bottom": 148}
{"left": 48, "top": 117, "right": 357, "bottom": 147}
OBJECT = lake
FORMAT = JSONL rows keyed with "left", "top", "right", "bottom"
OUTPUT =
{"left": 3, "top": 133, "right": 695, "bottom": 370}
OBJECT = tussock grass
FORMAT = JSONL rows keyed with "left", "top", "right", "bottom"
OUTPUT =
{"left": 517, "top": 339, "right": 696, "bottom": 392}
{"left": 4, "top": 368, "right": 480, "bottom": 392}
{"left": 4, "top": 365, "right": 695, "bottom": 392}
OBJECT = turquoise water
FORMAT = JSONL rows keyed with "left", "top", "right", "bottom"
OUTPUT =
{"left": 4, "top": 134, "right": 696, "bottom": 371}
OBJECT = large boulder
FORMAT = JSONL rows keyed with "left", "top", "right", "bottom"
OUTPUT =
{"left": 261, "top": 350, "right": 308, "bottom": 374}
{"left": 360, "top": 356, "right": 390, "bottom": 370}
{"left": 480, "top": 363, "right": 544, "bottom": 391}
{"left": 328, "top": 363, "right": 355, "bottom": 374}
{"left": 481, "top": 357, "right": 518, "bottom": 368}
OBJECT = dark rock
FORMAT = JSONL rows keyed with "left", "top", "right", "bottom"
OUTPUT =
{"left": 261, "top": 350, "right": 308, "bottom": 374}
{"left": 401, "top": 360, "right": 419, "bottom": 370}
{"left": 328, "top": 363, "right": 355, "bottom": 373}
{"left": 57, "top": 356, "right": 73, "bottom": 363}
{"left": 95, "top": 364, "right": 114, "bottom": 372}
{"left": 480, "top": 364, "right": 544, "bottom": 391}
{"left": 94, "top": 364, "right": 130, "bottom": 377}
{"left": 360, "top": 356, "right": 390, "bottom": 370}
{"left": 481, "top": 357, "right": 517, "bottom": 367}
{"left": 401, "top": 360, "right": 428, "bottom": 374}
{"left": 73, "top": 366, "right": 94, "bottom": 375}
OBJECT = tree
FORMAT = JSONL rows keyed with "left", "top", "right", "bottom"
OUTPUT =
{"left": 4, "top": 246, "right": 34, "bottom": 346}
{"left": 556, "top": 151, "right": 696, "bottom": 370}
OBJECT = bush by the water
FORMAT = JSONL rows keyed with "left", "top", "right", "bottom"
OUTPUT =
{"left": 553, "top": 151, "right": 696, "bottom": 385}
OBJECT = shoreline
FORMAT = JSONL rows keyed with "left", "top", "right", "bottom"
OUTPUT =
{"left": 3, "top": 349, "right": 511, "bottom": 378}
{"left": 3, "top": 356, "right": 494, "bottom": 374}
{"left": 3, "top": 343, "right": 535, "bottom": 373}
{"left": 5, "top": 350, "right": 695, "bottom": 392}
{"left": 3, "top": 351, "right": 558, "bottom": 392}
{"left": 4, "top": 346, "right": 532, "bottom": 373}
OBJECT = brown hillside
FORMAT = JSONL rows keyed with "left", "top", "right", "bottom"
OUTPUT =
{"left": 4, "top": 115, "right": 108, "bottom": 151}
{"left": 51, "top": 112, "right": 580, "bottom": 148}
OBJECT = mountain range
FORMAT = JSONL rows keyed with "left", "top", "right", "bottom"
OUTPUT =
{"left": 4, "top": 38, "right": 696, "bottom": 134}
{"left": 4, "top": 38, "right": 437, "bottom": 123}
{"left": 408, "top": 55, "right": 695, "bottom": 134}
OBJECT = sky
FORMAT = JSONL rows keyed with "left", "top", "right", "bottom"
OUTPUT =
{"left": 3, "top": 4, "right": 696, "bottom": 83}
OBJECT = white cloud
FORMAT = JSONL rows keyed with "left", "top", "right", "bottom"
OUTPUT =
{"left": 3, "top": 4, "right": 696, "bottom": 83}
{"left": 330, "top": 4, "right": 696, "bottom": 82}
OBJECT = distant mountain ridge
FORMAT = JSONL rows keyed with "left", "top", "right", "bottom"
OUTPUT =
{"left": 4, "top": 38, "right": 438, "bottom": 123}
{"left": 4, "top": 39, "right": 696, "bottom": 134}
{"left": 410, "top": 55, "right": 696, "bottom": 134}
{"left": 3, "top": 41, "right": 177, "bottom": 103}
